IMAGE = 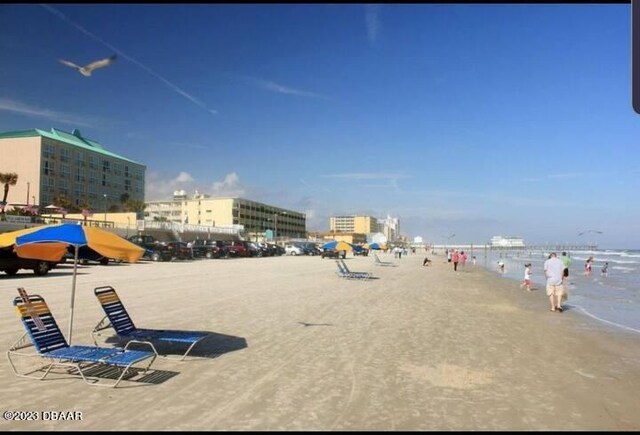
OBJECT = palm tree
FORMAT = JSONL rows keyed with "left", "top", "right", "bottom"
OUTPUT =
{"left": 0, "top": 172, "right": 19, "bottom": 214}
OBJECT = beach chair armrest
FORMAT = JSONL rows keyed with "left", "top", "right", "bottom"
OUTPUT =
{"left": 123, "top": 339, "right": 159, "bottom": 356}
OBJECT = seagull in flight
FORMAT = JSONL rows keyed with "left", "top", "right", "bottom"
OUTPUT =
{"left": 59, "top": 54, "right": 117, "bottom": 77}
{"left": 578, "top": 230, "right": 603, "bottom": 236}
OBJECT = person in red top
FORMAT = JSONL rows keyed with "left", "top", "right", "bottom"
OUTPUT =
{"left": 452, "top": 250, "right": 460, "bottom": 271}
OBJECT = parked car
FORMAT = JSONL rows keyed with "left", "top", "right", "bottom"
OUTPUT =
{"left": 267, "top": 244, "right": 285, "bottom": 256}
{"left": 127, "top": 235, "right": 173, "bottom": 262}
{"left": 61, "top": 246, "right": 110, "bottom": 265}
{"left": 321, "top": 249, "right": 347, "bottom": 259}
{"left": 190, "top": 239, "right": 228, "bottom": 259}
{"left": 285, "top": 244, "right": 304, "bottom": 256}
{"left": 0, "top": 246, "right": 55, "bottom": 276}
{"left": 166, "top": 241, "right": 193, "bottom": 260}
{"left": 225, "top": 241, "right": 249, "bottom": 257}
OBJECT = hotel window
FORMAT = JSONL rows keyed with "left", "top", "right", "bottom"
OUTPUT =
{"left": 43, "top": 160, "right": 55, "bottom": 176}
{"left": 60, "top": 164, "right": 70, "bottom": 179}
{"left": 43, "top": 143, "right": 55, "bottom": 158}
{"left": 89, "top": 155, "right": 99, "bottom": 169}
{"left": 75, "top": 167, "right": 85, "bottom": 183}
{"left": 113, "top": 162, "right": 122, "bottom": 176}
{"left": 46, "top": 177, "right": 55, "bottom": 192}
{"left": 75, "top": 151, "right": 85, "bottom": 167}
{"left": 125, "top": 179, "right": 131, "bottom": 191}
{"left": 89, "top": 171, "right": 98, "bottom": 185}
{"left": 74, "top": 184, "right": 85, "bottom": 198}
{"left": 124, "top": 165, "right": 129, "bottom": 178}
{"left": 102, "top": 160, "right": 110, "bottom": 173}
{"left": 60, "top": 148, "right": 70, "bottom": 163}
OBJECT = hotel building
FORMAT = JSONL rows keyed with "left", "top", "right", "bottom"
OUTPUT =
{"left": 0, "top": 128, "right": 145, "bottom": 211}
{"left": 145, "top": 191, "right": 307, "bottom": 239}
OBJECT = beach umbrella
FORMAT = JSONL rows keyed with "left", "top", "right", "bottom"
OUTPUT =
{"left": 321, "top": 240, "right": 353, "bottom": 252}
{"left": 0, "top": 226, "right": 68, "bottom": 261}
{"left": 368, "top": 242, "right": 387, "bottom": 250}
{"left": 5, "top": 223, "right": 144, "bottom": 343}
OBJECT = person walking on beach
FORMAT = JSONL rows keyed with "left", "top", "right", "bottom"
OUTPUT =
{"left": 452, "top": 250, "right": 460, "bottom": 271}
{"left": 601, "top": 262, "right": 609, "bottom": 277}
{"left": 584, "top": 256, "right": 593, "bottom": 276}
{"left": 447, "top": 249, "right": 452, "bottom": 263}
{"left": 544, "top": 252, "right": 566, "bottom": 312}
{"left": 497, "top": 260, "right": 505, "bottom": 273}
{"left": 520, "top": 263, "right": 532, "bottom": 291}
{"left": 460, "top": 251, "right": 467, "bottom": 268}
{"left": 472, "top": 256, "right": 477, "bottom": 267}
{"left": 561, "top": 252, "right": 571, "bottom": 284}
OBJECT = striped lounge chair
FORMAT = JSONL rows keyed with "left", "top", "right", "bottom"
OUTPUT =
{"left": 92, "top": 286, "right": 211, "bottom": 361}
{"left": 8, "top": 293, "right": 156, "bottom": 388}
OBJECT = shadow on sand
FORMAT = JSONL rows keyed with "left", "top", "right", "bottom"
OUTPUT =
{"left": 103, "top": 331, "right": 248, "bottom": 360}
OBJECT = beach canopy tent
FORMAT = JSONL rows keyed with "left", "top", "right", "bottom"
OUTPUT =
{"left": 365, "top": 242, "right": 387, "bottom": 250}
{"left": 321, "top": 240, "right": 353, "bottom": 252}
{"left": 0, "top": 223, "right": 144, "bottom": 344}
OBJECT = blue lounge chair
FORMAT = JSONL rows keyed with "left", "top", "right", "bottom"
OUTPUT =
{"left": 373, "top": 253, "right": 396, "bottom": 267}
{"left": 92, "top": 286, "right": 212, "bottom": 360}
{"left": 8, "top": 294, "right": 156, "bottom": 388}
{"left": 335, "top": 260, "right": 372, "bottom": 280}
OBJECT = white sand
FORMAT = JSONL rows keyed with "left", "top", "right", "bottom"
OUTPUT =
{"left": 1, "top": 253, "right": 639, "bottom": 430}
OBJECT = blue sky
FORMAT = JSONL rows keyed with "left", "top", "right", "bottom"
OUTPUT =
{"left": 1, "top": 4, "right": 639, "bottom": 248}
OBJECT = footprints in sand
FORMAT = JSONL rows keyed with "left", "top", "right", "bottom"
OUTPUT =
{"left": 400, "top": 362, "right": 493, "bottom": 389}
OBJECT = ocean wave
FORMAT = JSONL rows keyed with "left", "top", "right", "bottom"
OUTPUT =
{"left": 611, "top": 266, "right": 635, "bottom": 271}
{"left": 573, "top": 306, "right": 640, "bottom": 335}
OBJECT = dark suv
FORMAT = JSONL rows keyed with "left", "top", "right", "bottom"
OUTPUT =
{"left": 321, "top": 249, "right": 347, "bottom": 259}
{"left": 190, "top": 239, "right": 228, "bottom": 259}
{"left": 127, "top": 235, "right": 173, "bottom": 262}
{"left": 0, "top": 246, "right": 55, "bottom": 276}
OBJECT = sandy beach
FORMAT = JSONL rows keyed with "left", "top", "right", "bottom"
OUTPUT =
{"left": 1, "top": 253, "right": 639, "bottom": 431}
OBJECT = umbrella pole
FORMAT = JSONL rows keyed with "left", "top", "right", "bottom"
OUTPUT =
{"left": 68, "top": 245, "right": 79, "bottom": 344}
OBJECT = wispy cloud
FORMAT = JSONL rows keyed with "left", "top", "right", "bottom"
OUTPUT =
{"left": 40, "top": 4, "right": 218, "bottom": 116}
{"left": 0, "top": 98, "right": 95, "bottom": 127}
{"left": 321, "top": 172, "right": 409, "bottom": 180}
{"left": 522, "top": 173, "right": 586, "bottom": 182}
{"left": 365, "top": 4, "right": 381, "bottom": 44}
{"left": 239, "top": 75, "right": 327, "bottom": 99}
{"left": 145, "top": 171, "right": 246, "bottom": 201}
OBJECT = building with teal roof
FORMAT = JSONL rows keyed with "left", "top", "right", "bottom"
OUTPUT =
{"left": 0, "top": 127, "right": 145, "bottom": 212}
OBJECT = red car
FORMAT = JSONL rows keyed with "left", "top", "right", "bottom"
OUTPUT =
{"left": 224, "top": 241, "right": 249, "bottom": 257}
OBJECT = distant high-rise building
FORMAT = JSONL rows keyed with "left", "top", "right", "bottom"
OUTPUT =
{"left": 378, "top": 215, "right": 400, "bottom": 242}
{"left": 329, "top": 215, "right": 378, "bottom": 233}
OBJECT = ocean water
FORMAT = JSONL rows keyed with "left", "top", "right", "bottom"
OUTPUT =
{"left": 468, "top": 248, "right": 640, "bottom": 335}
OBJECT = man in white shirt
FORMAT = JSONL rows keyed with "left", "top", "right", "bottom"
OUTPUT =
{"left": 544, "top": 252, "right": 566, "bottom": 312}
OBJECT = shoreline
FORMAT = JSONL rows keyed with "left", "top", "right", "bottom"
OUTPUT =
{"left": 1, "top": 253, "right": 639, "bottom": 430}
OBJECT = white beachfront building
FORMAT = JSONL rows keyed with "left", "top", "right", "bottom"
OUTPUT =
{"left": 489, "top": 236, "right": 525, "bottom": 248}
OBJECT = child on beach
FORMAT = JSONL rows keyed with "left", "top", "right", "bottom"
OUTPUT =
{"left": 585, "top": 256, "right": 593, "bottom": 276}
{"left": 472, "top": 256, "right": 476, "bottom": 267}
{"left": 601, "top": 262, "right": 608, "bottom": 277}
{"left": 520, "top": 263, "right": 532, "bottom": 291}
